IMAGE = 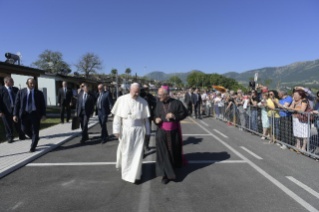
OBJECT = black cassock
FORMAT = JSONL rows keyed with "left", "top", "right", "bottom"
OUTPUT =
{"left": 154, "top": 98, "right": 188, "bottom": 179}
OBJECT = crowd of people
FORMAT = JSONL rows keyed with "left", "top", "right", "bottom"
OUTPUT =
{"left": 175, "top": 84, "right": 319, "bottom": 158}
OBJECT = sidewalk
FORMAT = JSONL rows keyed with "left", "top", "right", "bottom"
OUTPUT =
{"left": 0, "top": 116, "right": 99, "bottom": 179}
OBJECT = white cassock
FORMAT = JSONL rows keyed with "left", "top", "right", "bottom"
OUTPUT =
{"left": 112, "top": 94, "right": 150, "bottom": 183}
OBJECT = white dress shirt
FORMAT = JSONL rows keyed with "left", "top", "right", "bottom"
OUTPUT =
{"left": 25, "top": 88, "right": 36, "bottom": 111}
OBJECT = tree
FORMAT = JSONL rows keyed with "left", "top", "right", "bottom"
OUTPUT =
{"left": 169, "top": 76, "right": 182, "bottom": 85}
{"left": 125, "top": 68, "right": 131, "bottom": 75}
{"left": 74, "top": 53, "right": 103, "bottom": 78}
{"left": 111, "top": 69, "right": 118, "bottom": 76}
{"left": 31, "top": 49, "right": 71, "bottom": 74}
{"left": 111, "top": 69, "right": 117, "bottom": 75}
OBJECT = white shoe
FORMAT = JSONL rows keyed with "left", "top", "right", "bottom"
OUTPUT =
{"left": 261, "top": 136, "right": 265, "bottom": 140}
{"left": 281, "top": 144, "right": 287, "bottom": 149}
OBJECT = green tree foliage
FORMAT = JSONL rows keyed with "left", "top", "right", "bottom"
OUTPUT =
{"left": 169, "top": 76, "right": 183, "bottom": 85}
{"left": 125, "top": 68, "right": 131, "bottom": 75}
{"left": 187, "top": 72, "right": 247, "bottom": 93}
{"left": 74, "top": 53, "right": 103, "bottom": 78}
{"left": 31, "top": 49, "right": 71, "bottom": 74}
{"left": 111, "top": 68, "right": 118, "bottom": 75}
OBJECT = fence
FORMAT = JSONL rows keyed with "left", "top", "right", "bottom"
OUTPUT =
{"left": 180, "top": 98, "right": 319, "bottom": 160}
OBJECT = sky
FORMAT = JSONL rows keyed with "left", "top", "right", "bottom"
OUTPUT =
{"left": 1, "top": 0, "right": 318, "bottom": 76}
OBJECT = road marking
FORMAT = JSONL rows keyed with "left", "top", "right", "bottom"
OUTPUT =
{"left": 182, "top": 134, "right": 211, "bottom": 136}
{"left": 27, "top": 160, "right": 246, "bottom": 166}
{"left": 200, "top": 120, "right": 209, "bottom": 127}
{"left": 287, "top": 176, "right": 319, "bottom": 199}
{"left": 181, "top": 121, "right": 192, "bottom": 124}
{"left": 213, "top": 129, "right": 228, "bottom": 138}
{"left": 188, "top": 117, "right": 198, "bottom": 124}
{"left": 189, "top": 160, "right": 246, "bottom": 164}
{"left": 240, "top": 146, "right": 263, "bottom": 160}
{"left": 194, "top": 121, "right": 319, "bottom": 212}
{"left": 27, "top": 162, "right": 117, "bottom": 166}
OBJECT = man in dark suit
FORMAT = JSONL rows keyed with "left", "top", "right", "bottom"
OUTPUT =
{"left": 249, "top": 79, "right": 256, "bottom": 91}
{"left": 75, "top": 83, "right": 95, "bottom": 143}
{"left": 0, "top": 76, "right": 25, "bottom": 143}
{"left": 192, "top": 88, "right": 202, "bottom": 119}
{"left": 57, "top": 81, "right": 73, "bottom": 123}
{"left": 13, "top": 78, "right": 46, "bottom": 152}
{"left": 184, "top": 88, "right": 194, "bottom": 116}
{"left": 96, "top": 84, "right": 113, "bottom": 143}
{"left": 141, "top": 84, "right": 156, "bottom": 151}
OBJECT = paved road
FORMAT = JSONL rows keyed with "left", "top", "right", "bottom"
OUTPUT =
{"left": 1, "top": 117, "right": 319, "bottom": 212}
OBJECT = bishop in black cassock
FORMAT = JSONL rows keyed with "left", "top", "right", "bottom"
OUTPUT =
{"left": 154, "top": 87, "right": 188, "bottom": 184}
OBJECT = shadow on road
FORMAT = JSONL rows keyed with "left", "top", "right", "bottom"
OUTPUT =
{"left": 183, "top": 137, "right": 203, "bottom": 146}
{"left": 174, "top": 151, "right": 231, "bottom": 182}
{"left": 139, "top": 151, "right": 231, "bottom": 184}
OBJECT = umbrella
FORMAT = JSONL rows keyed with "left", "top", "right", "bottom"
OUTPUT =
{"left": 213, "top": 85, "right": 226, "bottom": 93}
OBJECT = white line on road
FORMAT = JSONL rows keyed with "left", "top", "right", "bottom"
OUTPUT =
{"left": 27, "top": 162, "right": 117, "bottom": 166}
{"left": 240, "top": 146, "right": 263, "bottom": 160}
{"left": 213, "top": 129, "right": 228, "bottom": 138}
{"left": 182, "top": 134, "right": 211, "bottom": 136}
{"left": 194, "top": 121, "right": 319, "bottom": 212}
{"left": 189, "top": 160, "right": 246, "bottom": 164}
{"left": 200, "top": 120, "right": 209, "bottom": 127}
{"left": 287, "top": 176, "right": 319, "bottom": 199}
{"left": 27, "top": 160, "right": 247, "bottom": 166}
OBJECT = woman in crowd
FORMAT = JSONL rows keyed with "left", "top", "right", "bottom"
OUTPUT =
{"left": 249, "top": 90, "right": 260, "bottom": 132}
{"left": 258, "top": 93, "right": 270, "bottom": 139}
{"left": 215, "top": 93, "right": 224, "bottom": 119}
{"left": 267, "top": 90, "right": 280, "bottom": 143}
{"left": 288, "top": 89, "right": 310, "bottom": 152}
{"left": 273, "top": 88, "right": 293, "bottom": 146}
{"left": 235, "top": 91, "right": 245, "bottom": 130}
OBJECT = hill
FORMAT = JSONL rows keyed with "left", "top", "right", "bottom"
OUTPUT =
{"left": 222, "top": 59, "right": 319, "bottom": 88}
{"left": 145, "top": 70, "right": 203, "bottom": 84}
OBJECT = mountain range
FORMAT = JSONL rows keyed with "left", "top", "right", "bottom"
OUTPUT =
{"left": 145, "top": 58, "right": 319, "bottom": 88}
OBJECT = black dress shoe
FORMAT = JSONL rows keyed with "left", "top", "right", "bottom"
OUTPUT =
{"left": 101, "top": 137, "right": 108, "bottom": 144}
{"left": 19, "top": 136, "right": 26, "bottom": 140}
{"left": 8, "top": 138, "right": 13, "bottom": 143}
{"left": 29, "top": 148, "right": 35, "bottom": 152}
{"left": 161, "top": 177, "right": 169, "bottom": 184}
{"left": 80, "top": 139, "right": 86, "bottom": 144}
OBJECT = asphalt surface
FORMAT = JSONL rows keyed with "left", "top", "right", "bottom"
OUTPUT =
{"left": 1, "top": 116, "right": 319, "bottom": 212}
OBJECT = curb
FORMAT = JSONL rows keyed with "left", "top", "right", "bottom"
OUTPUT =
{"left": 0, "top": 120, "right": 99, "bottom": 179}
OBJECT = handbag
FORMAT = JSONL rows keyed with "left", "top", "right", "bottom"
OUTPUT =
{"left": 297, "top": 100, "right": 313, "bottom": 123}
{"left": 72, "top": 116, "right": 80, "bottom": 130}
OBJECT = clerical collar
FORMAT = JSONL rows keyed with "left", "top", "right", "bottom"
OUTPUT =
{"left": 163, "top": 97, "right": 171, "bottom": 104}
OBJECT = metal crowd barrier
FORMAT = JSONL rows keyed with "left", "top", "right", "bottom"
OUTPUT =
{"left": 178, "top": 98, "right": 319, "bottom": 160}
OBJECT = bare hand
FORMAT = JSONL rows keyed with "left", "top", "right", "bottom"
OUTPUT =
{"left": 41, "top": 116, "right": 46, "bottom": 122}
{"left": 155, "top": 118, "right": 162, "bottom": 124}
{"left": 57, "top": 103, "right": 60, "bottom": 107}
{"left": 166, "top": 113, "right": 175, "bottom": 120}
{"left": 0, "top": 113, "right": 3, "bottom": 118}
{"left": 70, "top": 103, "right": 72, "bottom": 106}
{"left": 75, "top": 113, "right": 77, "bottom": 116}
{"left": 13, "top": 116, "right": 18, "bottom": 123}
{"left": 114, "top": 133, "right": 119, "bottom": 138}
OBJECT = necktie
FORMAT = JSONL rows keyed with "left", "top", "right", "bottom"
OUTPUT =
{"left": 82, "top": 93, "right": 87, "bottom": 108}
{"left": 9, "top": 87, "right": 15, "bottom": 106}
{"left": 64, "top": 88, "right": 66, "bottom": 99}
{"left": 98, "top": 93, "right": 102, "bottom": 109}
{"left": 28, "top": 90, "right": 33, "bottom": 113}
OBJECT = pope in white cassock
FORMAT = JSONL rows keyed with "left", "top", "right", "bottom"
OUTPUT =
{"left": 112, "top": 83, "right": 151, "bottom": 183}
